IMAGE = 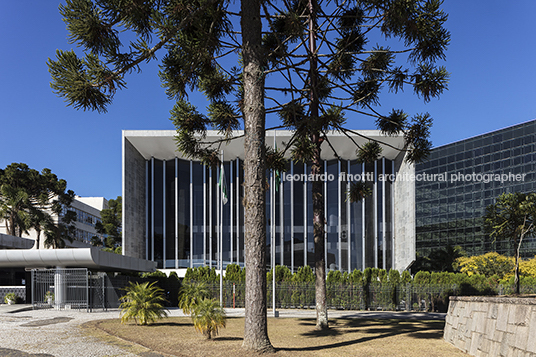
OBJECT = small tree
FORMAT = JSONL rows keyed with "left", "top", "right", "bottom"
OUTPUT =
{"left": 484, "top": 192, "right": 536, "bottom": 295}
{"left": 191, "top": 298, "right": 227, "bottom": 339}
{"left": 120, "top": 281, "right": 168, "bottom": 325}
{"left": 178, "top": 281, "right": 212, "bottom": 315}
{"left": 95, "top": 196, "right": 122, "bottom": 249}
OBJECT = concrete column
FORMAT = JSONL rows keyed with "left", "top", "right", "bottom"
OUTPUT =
{"left": 54, "top": 267, "right": 66, "bottom": 310}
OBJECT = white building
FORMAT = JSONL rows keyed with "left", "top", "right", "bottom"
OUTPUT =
{"left": 122, "top": 130, "right": 416, "bottom": 275}
{"left": 0, "top": 196, "right": 108, "bottom": 249}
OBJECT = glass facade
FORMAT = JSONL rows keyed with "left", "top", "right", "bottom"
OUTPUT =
{"left": 416, "top": 120, "right": 536, "bottom": 258}
{"left": 145, "top": 157, "right": 395, "bottom": 272}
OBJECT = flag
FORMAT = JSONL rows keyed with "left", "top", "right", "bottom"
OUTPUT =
{"left": 219, "top": 162, "right": 228, "bottom": 205}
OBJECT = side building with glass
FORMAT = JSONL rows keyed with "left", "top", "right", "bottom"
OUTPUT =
{"left": 416, "top": 119, "right": 536, "bottom": 258}
{"left": 122, "top": 130, "right": 416, "bottom": 275}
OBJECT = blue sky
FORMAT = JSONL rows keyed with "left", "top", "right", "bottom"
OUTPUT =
{"left": 1, "top": 1, "right": 535, "bottom": 200}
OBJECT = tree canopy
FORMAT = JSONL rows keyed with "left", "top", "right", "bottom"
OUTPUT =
{"left": 93, "top": 195, "right": 122, "bottom": 248}
{"left": 0, "top": 163, "right": 76, "bottom": 248}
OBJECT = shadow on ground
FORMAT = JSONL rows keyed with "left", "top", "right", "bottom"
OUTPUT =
{"left": 0, "top": 348, "right": 53, "bottom": 357}
{"left": 277, "top": 318, "right": 445, "bottom": 353}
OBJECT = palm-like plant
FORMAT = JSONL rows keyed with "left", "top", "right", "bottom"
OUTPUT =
{"left": 119, "top": 281, "right": 168, "bottom": 325}
{"left": 191, "top": 298, "right": 226, "bottom": 340}
{"left": 178, "top": 281, "right": 212, "bottom": 315}
{"left": 0, "top": 184, "right": 31, "bottom": 237}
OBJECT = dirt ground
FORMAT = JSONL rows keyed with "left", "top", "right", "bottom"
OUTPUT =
{"left": 84, "top": 316, "right": 468, "bottom": 357}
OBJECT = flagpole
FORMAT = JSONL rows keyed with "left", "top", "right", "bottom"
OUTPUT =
{"left": 220, "top": 151, "right": 224, "bottom": 307}
{"left": 272, "top": 131, "right": 277, "bottom": 317}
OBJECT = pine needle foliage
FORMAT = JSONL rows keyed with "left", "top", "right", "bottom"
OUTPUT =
{"left": 0, "top": 163, "right": 76, "bottom": 248}
{"left": 347, "top": 181, "right": 372, "bottom": 203}
{"left": 119, "top": 281, "right": 168, "bottom": 326}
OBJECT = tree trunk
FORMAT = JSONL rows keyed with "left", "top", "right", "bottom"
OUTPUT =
{"left": 311, "top": 134, "right": 328, "bottom": 330}
{"left": 35, "top": 230, "right": 41, "bottom": 249}
{"left": 515, "top": 234, "right": 524, "bottom": 295}
{"left": 241, "top": 0, "right": 274, "bottom": 352}
{"left": 307, "top": 0, "right": 328, "bottom": 331}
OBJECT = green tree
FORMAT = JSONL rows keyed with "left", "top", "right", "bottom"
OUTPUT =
{"left": 415, "top": 244, "right": 466, "bottom": 272}
{"left": 178, "top": 281, "right": 212, "bottom": 315}
{"left": 43, "top": 208, "right": 77, "bottom": 249}
{"left": 191, "top": 298, "right": 227, "bottom": 339}
{"left": 94, "top": 196, "right": 122, "bottom": 248}
{"left": 258, "top": 0, "right": 448, "bottom": 329}
{"left": 119, "top": 281, "right": 168, "bottom": 325}
{"left": 0, "top": 184, "right": 31, "bottom": 238}
{"left": 0, "top": 163, "right": 76, "bottom": 248}
{"left": 48, "top": 0, "right": 449, "bottom": 339}
{"left": 484, "top": 193, "right": 536, "bottom": 294}
{"left": 47, "top": 0, "right": 272, "bottom": 350}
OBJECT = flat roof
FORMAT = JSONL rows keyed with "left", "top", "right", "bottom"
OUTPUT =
{"left": 0, "top": 248, "right": 156, "bottom": 272}
{"left": 123, "top": 129, "right": 407, "bottom": 161}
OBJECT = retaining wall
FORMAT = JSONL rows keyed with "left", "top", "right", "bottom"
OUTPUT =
{"left": 444, "top": 296, "right": 536, "bottom": 356}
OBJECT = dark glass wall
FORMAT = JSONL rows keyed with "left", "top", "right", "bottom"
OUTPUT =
{"left": 416, "top": 120, "right": 536, "bottom": 258}
{"left": 146, "top": 157, "right": 394, "bottom": 271}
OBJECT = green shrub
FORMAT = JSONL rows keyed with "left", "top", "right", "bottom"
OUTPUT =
{"left": 119, "top": 281, "right": 168, "bottom": 325}
{"left": 178, "top": 281, "right": 212, "bottom": 315}
{"left": 4, "top": 293, "right": 18, "bottom": 304}
{"left": 293, "top": 266, "right": 315, "bottom": 283}
{"left": 191, "top": 298, "right": 227, "bottom": 339}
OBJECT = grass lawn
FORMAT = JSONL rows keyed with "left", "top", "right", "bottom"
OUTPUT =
{"left": 84, "top": 316, "right": 467, "bottom": 356}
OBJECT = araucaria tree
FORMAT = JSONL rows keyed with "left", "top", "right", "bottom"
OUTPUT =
{"left": 257, "top": 0, "right": 449, "bottom": 329}
{"left": 48, "top": 0, "right": 449, "bottom": 343}
{"left": 484, "top": 192, "right": 536, "bottom": 295}
{"left": 48, "top": 0, "right": 274, "bottom": 351}
{"left": 0, "top": 163, "right": 76, "bottom": 249}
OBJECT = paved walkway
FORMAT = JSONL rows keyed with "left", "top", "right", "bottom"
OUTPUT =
{"left": 0, "top": 304, "right": 445, "bottom": 357}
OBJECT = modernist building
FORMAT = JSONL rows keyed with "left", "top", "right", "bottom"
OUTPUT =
{"left": 122, "top": 130, "right": 416, "bottom": 275}
{"left": 416, "top": 119, "right": 536, "bottom": 258}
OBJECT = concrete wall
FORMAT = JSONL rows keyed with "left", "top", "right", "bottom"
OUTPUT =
{"left": 393, "top": 151, "right": 415, "bottom": 271}
{"left": 444, "top": 296, "right": 536, "bottom": 357}
{"left": 122, "top": 135, "right": 147, "bottom": 259}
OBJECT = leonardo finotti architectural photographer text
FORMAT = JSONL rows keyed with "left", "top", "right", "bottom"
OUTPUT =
{"left": 281, "top": 172, "right": 527, "bottom": 183}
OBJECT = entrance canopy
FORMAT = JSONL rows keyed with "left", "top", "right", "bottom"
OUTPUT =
{"left": 0, "top": 248, "right": 156, "bottom": 272}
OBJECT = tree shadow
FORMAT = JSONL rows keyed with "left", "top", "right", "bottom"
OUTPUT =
{"left": 148, "top": 321, "right": 193, "bottom": 327}
{"left": 300, "top": 327, "right": 343, "bottom": 338}
{"left": 213, "top": 337, "right": 243, "bottom": 341}
{"left": 296, "top": 318, "right": 316, "bottom": 327}
{"left": 276, "top": 318, "right": 446, "bottom": 353}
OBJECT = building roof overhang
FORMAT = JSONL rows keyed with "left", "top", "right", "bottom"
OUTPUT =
{"left": 0, "top": 248, "right": 156, "bottom": 272}
{"left": 123, "top": 129, "right": 407, "bottom": 161}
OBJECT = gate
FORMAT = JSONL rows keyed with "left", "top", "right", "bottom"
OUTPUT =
{"left": 31, "top": 268, "right": 89, "bottom": 311}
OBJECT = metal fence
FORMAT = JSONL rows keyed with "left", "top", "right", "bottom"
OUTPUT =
{"left": 29, "top": 270, "right": 180, "bottom": 312}
{"left": 32, "top": 268, "right": 89, "bottom": 310}
{"left": 201, "top": 281, "right": 536, "bottom": 312}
